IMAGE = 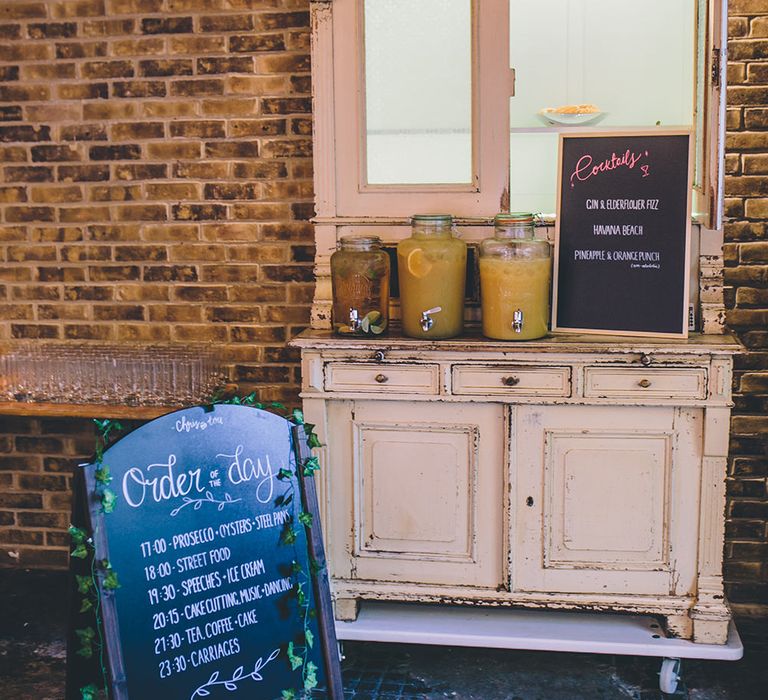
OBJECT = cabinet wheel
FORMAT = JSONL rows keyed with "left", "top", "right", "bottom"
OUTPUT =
{"left": 659, "top": 657, "right": 681, "bottom": 694}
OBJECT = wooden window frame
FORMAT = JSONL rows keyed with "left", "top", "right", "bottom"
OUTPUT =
{"left": 313, "top": 0, "right": 511, "bottom": 220}
{"left": 312, "top": 0, "right": 725, "bottom": 227}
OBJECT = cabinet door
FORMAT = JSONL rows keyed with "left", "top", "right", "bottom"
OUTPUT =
{"left": 512, "top": 405, "right": 701, "bottom": 596}
{"left": 327, "top": 400, "right": 504, "bottom": 588}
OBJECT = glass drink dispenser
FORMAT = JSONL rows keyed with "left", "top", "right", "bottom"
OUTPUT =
{"left": 330, "top": 235, "right": 390, "bottom": 335}
{"left": 397, "top": 214, "right": 467, "bottom": 339}
{"left": 479, "top": 213, "right": 551, "bottom": 340}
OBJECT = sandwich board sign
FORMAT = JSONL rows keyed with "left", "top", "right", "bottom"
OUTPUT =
{"left": 66, "top": 404, "right": 342, "bottom": 700}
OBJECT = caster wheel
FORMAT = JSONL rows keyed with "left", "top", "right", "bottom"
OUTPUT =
{"left": 659, "top": 657, "right": 681, "bottom": 694}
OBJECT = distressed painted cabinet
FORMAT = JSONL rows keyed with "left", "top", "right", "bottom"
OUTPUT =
{"left": 291, "top": 332, "right": 739, "bottom": 644}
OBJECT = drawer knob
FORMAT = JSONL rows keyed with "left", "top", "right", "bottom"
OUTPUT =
{"left": 638, "top": 378, "right": 652, "bottom": 388}
{"left": 502, "top": 376, "right": 520, "bottom": 387}
{"left": 374, "top": 373, "right": 389, "bottom": 384}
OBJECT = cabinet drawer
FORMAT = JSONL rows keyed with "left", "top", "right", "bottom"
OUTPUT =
{"left": 452, "top": 365, "right": 572, "bottom": 397}
{"left": 584, "top": 367, "right": 708, "bottom": 400}
{"left": 324, "top": 363, "right": 439, "bottom": 394}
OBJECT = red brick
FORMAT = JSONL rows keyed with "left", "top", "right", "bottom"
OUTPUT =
{"left": 141, "top": 16, "right": 193, "bottom": 34}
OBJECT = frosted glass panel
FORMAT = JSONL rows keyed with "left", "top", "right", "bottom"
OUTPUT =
{"left": 509, "top": 0, "right": 696, "bottom": 213}
{"left": 510, "top": 0, "right": 695, "bottom": 128}
{"left": 364, "top": 0, "right": 472, "bottom": 185}
{"left": 509, "top": 133, "right": 559, "bottom": 213}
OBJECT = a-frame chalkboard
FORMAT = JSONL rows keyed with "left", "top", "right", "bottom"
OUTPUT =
{"left": 66, "top": 404, "right": 343, "bottom": 700}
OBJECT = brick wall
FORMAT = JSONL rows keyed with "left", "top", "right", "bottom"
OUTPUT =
{"left": 0, "top": 0, "right": 313, "bottom": 569}
{"left": 726, "top": 0, "right": 768, "bottom": 616}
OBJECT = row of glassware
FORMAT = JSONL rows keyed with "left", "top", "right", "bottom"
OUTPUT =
{"left": 0, "top": 342, "right": 223, "bottom": 405}
{"left": 330, "top": 212, "right": 552, "bottom": 341}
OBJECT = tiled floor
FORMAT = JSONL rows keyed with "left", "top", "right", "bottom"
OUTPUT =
{"left": 1, "top": 570, "right": 767, "bottom": 699}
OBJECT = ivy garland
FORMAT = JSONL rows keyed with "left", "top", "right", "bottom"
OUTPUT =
{"left": 69, "top": 397, "right": 326, "bottom": 700}
{"left": 211, "top": 394, "right": 324, "bottom": 698}
{"left": 70, "top": 417, "right": 125, "bottom": 700}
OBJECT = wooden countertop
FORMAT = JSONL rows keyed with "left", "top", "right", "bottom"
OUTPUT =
{"left": 0, "top": 401, "right": 181, "bottom": 419}
{"left": 289, "top": 330, "right": 742, "bottom": 355}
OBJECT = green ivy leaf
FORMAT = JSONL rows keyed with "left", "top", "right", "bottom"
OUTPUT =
{"left": 71, "top": 543, "right": 89, "bottom": 560}
{"left": 69, "top": 525, "right": 87, "bottom": 545}
{"left": 94, "top": 465, "right": 111, "bottom": 485}
{"left": 76, "top": 627, "right": 96, "bottom": 643}
{"left": 286, "top": 642, "right": 303, "bottom": 671}
{"left": 302, "top": 456, "right": 320, "bottom": 477}
{"left": 103, "top": 570, "right": 121, "bottom": 590}
{"left": 304, "top": 628, "right": 314, "bottom": 649}
{"left": 298, "top": 511, "right": 313, "bottom": 528}
{"left": 306, "top": 432, "right": 322, "bottom": 449}
{"left": 76, "top": 575, "right": 94, "bottom": 595}
{"left": 291, "top": 560, "right": 302, "bottom": 574}
{"left": 291, "top": 408, "right": 305, "bottom": 424}
{"left": 304, "top": 661, "right": 318, "bottom": 690}
{"left": 281, "top": 689, "right": 296, "bottom": 700}
{"left": 80, "top": 683, "right": 99, "bottom": 700}
{"left": 280, "top": 527, "right": 297, "bottom": 546}
{"left": 76, "top": 644, "right": 94, "bottom": 659}
{"left": 270, "top": 401, "right": 287, "bottom": 412}
{"left": 100, "top": 488, "right": 117, "bottom": 513}
{"left": 79, "top": 597, "right": 94, "bottom": 614}
{"left": 277, "top": 468, "right": 293, "bottom": 481}
{"left": 296, "top": 583, "right": 307, "bottom": 607}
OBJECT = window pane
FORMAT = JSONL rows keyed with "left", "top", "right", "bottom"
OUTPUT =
{"left": 509, "top": 0, "right": 696, "bottom": 213}
{"left": 364, "top": 0, "right": 472, "bottom": 185}
{"left": 509, "top": 133, "right": 559, "bottom": 214}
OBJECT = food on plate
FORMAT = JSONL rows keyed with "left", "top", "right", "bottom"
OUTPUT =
{"left": 541, "top": 103, "right": 600, "bottom": 115}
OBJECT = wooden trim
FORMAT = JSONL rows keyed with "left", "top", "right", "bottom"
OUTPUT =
{"left": 311, "top": 0, "right": 337, "bottom": 219}
{"left": 293, "top": 424, "right": 344, "bottom": 699}
{"left": 82, "top": 464, "right": 130, "bottom": 700}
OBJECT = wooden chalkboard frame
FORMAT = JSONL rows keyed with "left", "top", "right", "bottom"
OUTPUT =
{"left": 552, "top": 129, "right": 693, "bottom": 338}
{"left": 67, "top": 408, "right": 343, "bottom": 700}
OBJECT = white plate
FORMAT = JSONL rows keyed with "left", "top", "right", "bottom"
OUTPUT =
{"left": 537, "top": 111, "right": 607, "bottom": 127}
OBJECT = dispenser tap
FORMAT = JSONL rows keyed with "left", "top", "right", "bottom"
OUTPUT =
{"left": 512, "top": 309, "right": 524, "bottom": 333}
{"left": 348, "top": 307, "right": 362, "bottom": 332}
{"left": 420, "top": 306, "right": 442, "bottom": 332}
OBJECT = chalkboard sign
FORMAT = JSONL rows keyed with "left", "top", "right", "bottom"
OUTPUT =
{"left": 553, "top": 130, "right": 692, "bottom": 337}
{"left": 68, "top": 405, "right": 342, "bottom": 700}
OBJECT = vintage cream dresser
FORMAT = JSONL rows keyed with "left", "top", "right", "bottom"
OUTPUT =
{"left": 292, "top": 331, "right": 738, "bottom": 644}
{"left": 295, "top": 0, "right": 734, "bottom": 645}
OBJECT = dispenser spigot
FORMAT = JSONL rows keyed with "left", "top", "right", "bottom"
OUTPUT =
{"left": 512, "top": 309, "right": 524, "bottom": 333}
{"left": 348, "top": 307, "right": 362, "bottom": 332}
{"left": 420, "top": 306, "right": 442, "bottom": 332}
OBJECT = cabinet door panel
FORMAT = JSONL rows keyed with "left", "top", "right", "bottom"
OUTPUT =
{"left": 360, "top": 424, "right": 472, "bottom": 556}
{"left": 513, "top": 405, "right": 701, "bottom": 596}
{"left": 546, "top": 433, "right": 669, "bottom": 567}
{"left": 327, "top": 400, "right": 504, "bottom": 588}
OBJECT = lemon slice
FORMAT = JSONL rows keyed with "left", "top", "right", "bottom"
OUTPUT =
{"left": 406, "top": 248, "right": 433, "bottom": 278}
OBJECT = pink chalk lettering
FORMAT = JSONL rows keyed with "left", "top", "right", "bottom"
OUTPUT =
{"left": 569, "top": 148, "right": 648, "bottom": 188}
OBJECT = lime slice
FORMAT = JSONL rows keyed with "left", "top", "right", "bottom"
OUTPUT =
{"left": 406, "top": 248, "right": 432, "bottom": 278}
